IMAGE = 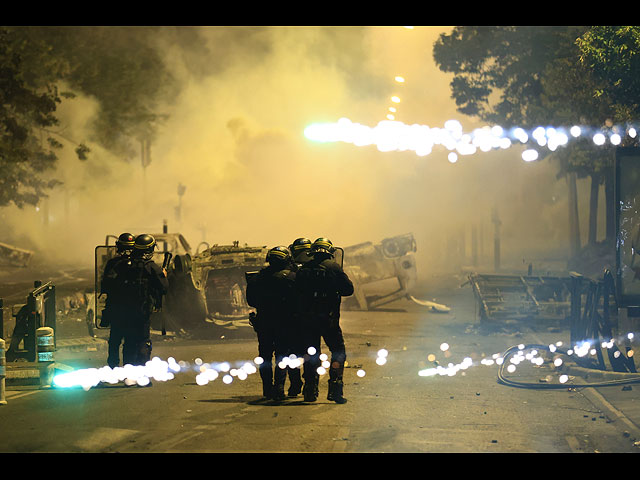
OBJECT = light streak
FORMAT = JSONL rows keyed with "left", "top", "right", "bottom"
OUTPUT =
{"left": 303, "top": 118, "right": 639, "bottom": 162}
{"left": 51, "top": 330, "right": 640, "bottom": 392}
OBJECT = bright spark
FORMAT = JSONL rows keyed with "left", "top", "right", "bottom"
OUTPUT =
{"left": 304, "top": 118, "right": 637, "bottom": 163}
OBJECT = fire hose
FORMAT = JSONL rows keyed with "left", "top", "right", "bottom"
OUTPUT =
{"left": 497, "top": 344, "right": 640, "bottom": 390}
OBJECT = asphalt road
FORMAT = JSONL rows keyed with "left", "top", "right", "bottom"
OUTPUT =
{"left": 2, "top": 273, "right": 639, "bottom": 453}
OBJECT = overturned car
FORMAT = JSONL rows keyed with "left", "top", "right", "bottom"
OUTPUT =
{"left": 341, "top": 233, "right": 418, "bottom": 310}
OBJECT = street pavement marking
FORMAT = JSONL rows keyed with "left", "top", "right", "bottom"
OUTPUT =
{"left": 75, "top": 427, "right": 139, "bottom": 452}
{"left": 331, "top": 426, "right": 351, "bottom": 453}
{"left": 565, "top": 435, "right": 582, "bottom": 452}
{"left": 5, "top": 390, "right": 42, "bottom": 400}
{"left": 150, "top": 430, "right": 205, "bottom": 452}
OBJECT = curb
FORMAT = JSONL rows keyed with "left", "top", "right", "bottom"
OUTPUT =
{"left": 56, "top": 337, "right": 108, "bottom": 352}
{"left": 564, "top": 365, "right": 640, "bottom": 383}
{"left": 565, "top": 366, "right": 640, "bottom": 444}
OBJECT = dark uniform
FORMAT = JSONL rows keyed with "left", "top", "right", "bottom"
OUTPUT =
{"left": 104, "top": 234, "right": 168, "bottom": 369}
{"left": 246, "top": 246, "right": 300, "bottom": 401}
{"left": 296, "top": 238, "right": 354, "bottom": 403}
{"left": 101, "top": 233, "right": 135, "bottom": 368}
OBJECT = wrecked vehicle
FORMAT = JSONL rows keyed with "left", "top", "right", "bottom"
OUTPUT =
{"left": 163, "top": 241, "right": 269, "bottom": 331}
{"left": 0, "top": 241, "right": 34, "bottom": 268}
{"left": 88, "top": 232, "right": 435, "bottom": 337}
{"left": 467, "top": 272, "right": 573, "bottom": 326}
{"left": 341, "top": 233, "right": 425, "bottom": 310}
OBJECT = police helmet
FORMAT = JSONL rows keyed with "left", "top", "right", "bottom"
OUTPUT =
{"left": 290, "top": 237, "right": 312, "bottom": 254}
{"left": 311, "top": 237, "right": 335, "bottom": 255}
{"left": 266, "top": 246, "right": 291, "bottom": 267}
{"left": 116, "top": 232, "right": 135, "bottom": 253}
{"left": 133, "top": 234, "right": 156, "bottom": 258}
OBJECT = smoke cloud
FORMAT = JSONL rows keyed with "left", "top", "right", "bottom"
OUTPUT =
{"left": 0, "top": 26, "right": 601, "bottom": 278}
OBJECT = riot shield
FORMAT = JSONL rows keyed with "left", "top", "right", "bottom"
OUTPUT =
{"left": 334, "top": 247, "right": 344, "bottom": 268}
{"left": 94, "top": 245, "right": 118, "bottom": 329}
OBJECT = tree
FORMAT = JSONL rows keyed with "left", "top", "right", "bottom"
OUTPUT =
{"left": 0, "top": 28, "right": 64, "bottom": 207}
{"left": 576, "top": 26, "right": 640, "bottom": 127}
{"left": 433, "top": 26, "right": 626, "bottom": 256}
{"left": 0, "top": 26, "right": 186, "bottom": 208}
{"left": 14, "top": 26, "right": 180, "bottom": 160}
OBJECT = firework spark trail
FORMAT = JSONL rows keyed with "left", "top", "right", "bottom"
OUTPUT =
{"left": 51, "top": 333, "right": 639, "bottom": 390}
{"left": 303, "top": 118, "right": 638, "bottom": 163}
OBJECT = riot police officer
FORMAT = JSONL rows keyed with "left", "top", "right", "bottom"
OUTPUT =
{"left": 246, "top": 246, "right": 300, "bottom": 401}
{"left": 100, "top": 232, "right": 135, "bottom": 368}
{"left": 116, "top": 234, "right": 168, "bottom": 370}
{"left": 296, "top": 237, "right": 354, "bottom": 403}
{"left": 289, "top": 237, "right": 313, "bottom": 268}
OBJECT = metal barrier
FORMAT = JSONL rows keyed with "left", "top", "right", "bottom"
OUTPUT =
{"left": 24, "top": 281, "right": 56, "bottom": 362}
{"left": 569, "top": 270, "right": 636, "bottom": 373}
{"left": 7, "top": 281, "right": 56, "bottom": 363}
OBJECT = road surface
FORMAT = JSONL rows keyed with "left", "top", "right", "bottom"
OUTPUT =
{"left": 1, "top": 273, "right": 639, "bottom": 453}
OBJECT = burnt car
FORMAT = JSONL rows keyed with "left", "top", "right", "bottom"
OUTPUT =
{"left": 88, "top": 232, "right": 427, "bottom": 337}
{"left": 163, "top": 241, "right": 269, "bottom": 332}
{"left": 0, "top": 241, "right": 33, "bottom": 268}
{"left": 342, "top": 233, "right": 418, "bottom": 310}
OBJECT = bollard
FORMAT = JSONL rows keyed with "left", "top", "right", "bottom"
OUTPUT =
{"left": 0, "top": 338, "right": 6, "bottom": 405}
{"left": 36, "top": 327, "right": 55, "bottom": 363}
{"left": 36, "top": 327, "right": 55, "bottom": 387}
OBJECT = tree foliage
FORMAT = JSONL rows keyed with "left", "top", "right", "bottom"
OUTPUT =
{"left": 432, "top": 26, "right": 590, "bottom": 127}
{"left": 576, "top": 26, "right": 640, "bottom": 124}
{"left": 0, "top": 26, "right": 187, "bottom": 208}
{"left": 0, "top": 28, "right": 64, "bottom": 207}
{"left": 432, "top": 26, "right": 639, "bottom": 175}
{"left": 433, "top": 26, "right": 640, "bottom": 247}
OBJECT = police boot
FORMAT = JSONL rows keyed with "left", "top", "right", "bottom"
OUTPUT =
{"left": 303, "top": 373, "right": 319, "bottom": 402}
{"left": 327, "top": 379, "right": 347, "bottom": 404}
{"left": 287, "top": 368, "right": 303, "bottom": 397}
{"left": 259, "top": 364, "right": 274, "bottom": 400}
{"left": 272, "top": 383, "right": 286, "bottom": 401}
{"left": 327, "top": 363, "right": 347, "bottom": 404}
{"left": 273, "top": 365, "right": 287, "bottom": 401}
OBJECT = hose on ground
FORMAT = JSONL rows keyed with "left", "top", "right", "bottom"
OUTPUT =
{"left": 497, "top": 344, "right": 640, "bottom": 389}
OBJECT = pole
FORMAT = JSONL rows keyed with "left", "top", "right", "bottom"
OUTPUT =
{"left": 492, "top": 207, "right": 501, "bottom": 272}
{"left": 0, "top": 338, "right": 6, "bottom": 405}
